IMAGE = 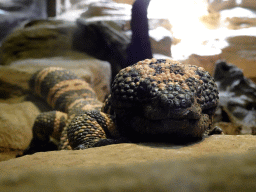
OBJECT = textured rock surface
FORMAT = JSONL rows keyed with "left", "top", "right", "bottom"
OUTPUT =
{"left": 214, "top": 122, "right": 242, "bottom": 135}
{"left": 0, "top": 102, "right": 40, "bottom": 161}
{"left": 149, "top": 27, "right": 172, "bottom": 56}
{"left": 113, "top": 0, "right": 135, "bottom": 5}
{"left": 0, "top": 19, "right": 76, "bottom": 65}
{"left": 208, "top": 0, "right": 256, "bottom": 12}
{"left": 1, "top": 135, "right": 255, "bottom": 168}
{"left": 1, "top": 153, "right": 256, "bottom": 191}
{"left": 0, "top": 136, "right": 255, "bottom": 191}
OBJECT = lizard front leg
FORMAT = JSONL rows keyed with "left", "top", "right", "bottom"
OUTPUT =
{"left": 67, "top": 111, "right": 128, "bottom": 150}
{"left": 19, "top": 111, "right": 67, "bottom": 156}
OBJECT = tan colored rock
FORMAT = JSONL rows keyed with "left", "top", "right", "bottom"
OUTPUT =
{"left": 113, "top": 0, "right": 135, "bottom": 5}
{"left": 208, "top": 0, "right": 256, "bottom": 12}
{"left": 149, "top": 27, "right": 172, "bottom": 57}
{"left": 240, "top": 0, "right": 256, "bottom": 9}
{"left": 208, "top": 0, "right": 237, "bottom": 12}
{"left": 221, "top": 35, "right": 256, "bottom": 79}
{"left": 181, "top": 54, "right": 221, "bottom": 76}
{"left": 0, "top": 152, "right": 255, "bottom": 192}
{"left": 0, "top": 102, "right": 41, "bottom": 161}
{"left": 0, "top": 19, "right": 76, "bottom": 65}
{"left": 0, "top": 136, "right": 255, "bottom": 191}
{"left": 214, "top": 122, "right": 242, "bottom": 135}
{"left": 1, "top": 135, "right": 255, "bottom": 169}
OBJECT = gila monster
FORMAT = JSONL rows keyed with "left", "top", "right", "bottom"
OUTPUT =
{"left": 21, "top": 58, "right": 222, "bottom": 155}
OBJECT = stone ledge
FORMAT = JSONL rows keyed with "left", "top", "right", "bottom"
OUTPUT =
{"left": 0, "top": 142, "right": 255, "bottom": 191}
{"left": 1, "top": 135, "right": 255, "bottom": 172}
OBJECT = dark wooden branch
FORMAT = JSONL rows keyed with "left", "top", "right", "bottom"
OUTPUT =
{"left": 47, "top": 0, "right": 56, "bottom": 17}
{"left": 126, "top": 0, "right": 152, "bottom": 66}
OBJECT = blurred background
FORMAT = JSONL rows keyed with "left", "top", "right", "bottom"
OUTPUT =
{"left": 0, "top": 0, "right": 255, "bottom": 80}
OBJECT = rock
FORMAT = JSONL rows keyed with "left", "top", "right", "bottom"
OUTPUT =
{"left": 0, "top": 135, "right": 255, "bottom": 191}
{"left": 240, "top": 0, "right": 256, "bottom": 9}
{"left": 214, "top": 60, "right": 256, "bottom": 134}
{"left": 149, "top": 27, "right": 172, "bottom": 56}
{"left": 220, "top": 32, "right": 256, "bottom": 79}
{"left": 80, "top": 0, "right": 131, "bottom": 18}
{"left": 214, "top": 122, "right": 242, "bottom": 135}
{"left": 208, "top": 0, "right": 256, "bottom": 12}
{"left": 208, "top": 0, "right": 237, "bottom": 12}
{"left": 0, "top": 67, "right": 29, "bottom": 101}
{"left": 182, "top": 54, "right": 221, "bottom": 76}
{"left": 55, "top": 0, "right": 110, "bottom": 21}
{"left": 1, "top": 153, "right": 256, "bottom": 192}
{"left": 0, "top": 19, "right": 77, "bottom": 65}
{"left": 1, "top": 135, "right": 255, "bottom": 166}
{"left": 0, "top": 0, "right": 47, "bottom": 43}
{"left": 0, "top": 102, "right": 41, "bottom": 161}
{"left": 113, "top": 0, "right": 135, "bottom": 5}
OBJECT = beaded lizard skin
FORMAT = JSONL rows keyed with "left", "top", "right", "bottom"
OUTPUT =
{"left": 21, "top": 58, "right": 222, "bottom": 155}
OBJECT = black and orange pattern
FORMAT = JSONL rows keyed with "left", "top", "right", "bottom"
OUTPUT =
{"left": 21, "top": 59, "right": 221, "bottom": 155}
{"left": 108, "top": 58, "right": 220, "bottom": 142}
{"left": 22, "top": 67, "right": 117, "bottom": 154}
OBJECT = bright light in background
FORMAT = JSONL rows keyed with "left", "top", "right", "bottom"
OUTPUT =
{"left": 148, "top": 0, "right": 208, "bottom": 38}
{"left": 147, "top": 0, "right": 223, "bottom": 59}
{"left": 236, "top": 0, "right": 242, "bottom": 5}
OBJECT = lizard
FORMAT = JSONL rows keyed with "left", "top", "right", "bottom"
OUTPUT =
{"left": 20, "top": 58, "right": 222, "bottom": 155}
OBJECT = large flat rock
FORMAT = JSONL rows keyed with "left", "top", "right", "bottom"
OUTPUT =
{"left": 0, "top": 102, "right": 40, "bottom": 161}
{"left": 0, "top": 135, "right": 255, "bottom": 191}
{"left": 1, "top": 152, "right": 255, "bottom": 191}
{"left": 1, "top": 135, "right": 255, "bottom": 173}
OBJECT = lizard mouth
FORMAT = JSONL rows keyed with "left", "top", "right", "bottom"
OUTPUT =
{"left": 115, "top": 109, "right": 209, "bottom": 143}
{"left": 132, "top": 115, "right": 205, "bottom": 136}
